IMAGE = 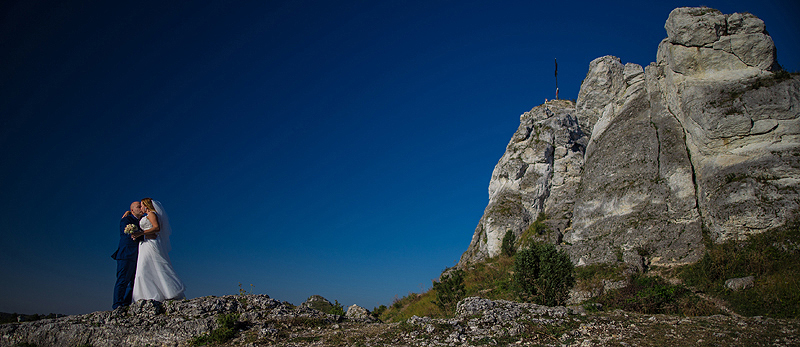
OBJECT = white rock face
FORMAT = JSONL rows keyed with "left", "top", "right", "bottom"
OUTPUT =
{"left": 659, "top": 7, "right": 776, "bottom": 77}
{"left": 665, "top": 7, "right": 727, "bottom": 47}
{"left": 459, "top": 7, "right": 799, "bottom": 268}
{"left": 658, "top": 7, "right": 800, "bottom": 242}
{"left": 576, "top": 56, "right": 626, "bottom": 136}
{"left": 564, "top": 57, "right": 704, "bottom": 267}
{"left": 459, "top": 100, "right": 587, "bottom": 264}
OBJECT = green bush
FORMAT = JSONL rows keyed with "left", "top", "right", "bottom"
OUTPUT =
{"left": 372, "top": 304, "right": 387, "bottom": 317}
{"left": 501, "top": 230, "right": 516, "bottom": 257}
{"left": 303, "top": 295, "right": 345, "bottom": 315}
{"left": 191, "top": 313, "right": 240, "bottom": 346}
{"left": 513, "top": 242, "right": 575, "bottom": 306}
{"left": 433, "top": 269, "right": 466, "bottom": 314}
{"left": 329, "top": 300, "right": 345, "bottom": 316}
{"left": 612, "top": 275, "right": 684, "bottom": 314}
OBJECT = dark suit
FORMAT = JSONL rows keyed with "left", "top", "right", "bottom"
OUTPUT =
{"left": 112, "top": 214, "right": 141, "bottom": 309}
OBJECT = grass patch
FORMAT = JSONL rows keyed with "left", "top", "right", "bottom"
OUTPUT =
{"left": 574, "top": 262, "right": 627, "bottom": 292}
{"left": 462, "top": 255, "right": 517, "bottom": 301}
{"left": 679, "top": 221, "right": 800, "bottom": 318}
{"left": 380, "top": 255, "right": 517, "bottom": 322}
{"left": 379, "top": 291, "right": 443, "bottom": 322}
{"left": 285, "top": 316, "right": 333, "bottom": 328}
{"left": 381, "top": 241, "right": 576, "bottom": 320}
{"left": 591, "top": 274, "right": 721, "bottom": 316}
{"left": 595, "top": 275, "right": 683, "bottom": 314}
{"left": 517, "top": 213, "right": 549, "bottom": 249}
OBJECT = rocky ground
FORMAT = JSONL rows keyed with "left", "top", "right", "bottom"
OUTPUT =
{"left": 2, "top": 295, "right": 798, "bottom": 346}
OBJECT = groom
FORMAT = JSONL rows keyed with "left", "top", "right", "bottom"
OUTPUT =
{"left": 112, "top": 201, "right": 144, "bottom": 309}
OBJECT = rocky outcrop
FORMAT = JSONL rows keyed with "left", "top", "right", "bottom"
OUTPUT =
{"left": 0, "top": 295, "right": 350, "bottom": 347}
{"left": 459, "top": 7, "right": 799, "bottom": 268}
{"left": 399, "top": 297, "right": 798, "bottom": 346}
{"left": 459, "top": 99, "right": 588, "bottom": 264}
{"left": 5, "top": 296, "right": 798, "bottom": 346}
{"left": 565, "top": 55, "right": 705, "bottom": 268}
{"left": 662, "top": 7, "right": 778, "bottom": 75}
{"left": 658, "top": 8, "right": 800, "bottom": 243}
{"left": 345, "top": 304, "right": 378, "bottom": 322}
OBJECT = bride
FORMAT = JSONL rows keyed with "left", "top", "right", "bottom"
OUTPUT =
{"left": 130, "top": 198, "right": 185, "bottom": 302}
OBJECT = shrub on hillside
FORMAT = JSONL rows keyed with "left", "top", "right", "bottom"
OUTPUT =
{"left": 513, "top": 243, "right": 575, "bottom": 306}
{"left": 328, "top": 300, "right": 345, "bottom": 316}
{"left": 190, "top": 313, "right": 241, "bottom": 346}
{"left": 433, "top": 269, "right": 466, "bottom": 314}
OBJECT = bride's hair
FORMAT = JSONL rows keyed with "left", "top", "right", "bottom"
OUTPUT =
{"left": 141, "top": 198, "right": 156, "bottom": 213}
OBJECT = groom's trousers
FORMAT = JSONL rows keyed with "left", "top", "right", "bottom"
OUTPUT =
{"left": 113, "top": 258, "right": 137, "bottom": 309}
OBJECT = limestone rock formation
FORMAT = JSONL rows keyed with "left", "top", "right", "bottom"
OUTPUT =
{"left": 459, "top": 99, "right": 587, "bottom": 264}
{"left": 657, "top": 8, "right": 799, "bottom": 243}
{"left": 459, "top": 7, "right": 799, "bottom": 269}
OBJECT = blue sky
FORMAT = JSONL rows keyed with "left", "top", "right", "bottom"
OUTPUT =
{"left": 1, "top": 0, "right": 798, "bottom": 315}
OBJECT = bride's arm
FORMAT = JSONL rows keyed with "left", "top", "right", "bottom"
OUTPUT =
{"left": 131, "top": 212, "right": 161, "bottom": 239}
{"left": 142, "top": 212, "right": 160, "bottom": 235}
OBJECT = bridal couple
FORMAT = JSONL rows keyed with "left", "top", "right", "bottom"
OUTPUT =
{"left": 112, "top": 198, "right": 185, "bottom": 309}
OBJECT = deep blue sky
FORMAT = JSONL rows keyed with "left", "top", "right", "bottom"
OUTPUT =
{"left": 1, "top": 0, "right": 798, "bottom": 315}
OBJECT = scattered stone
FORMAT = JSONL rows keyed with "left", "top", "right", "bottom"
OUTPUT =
{"left": 725, "top": 276, "right": 756, "bottom": 291}
{"left": 3, "top": 295, "right": 797, "bottom": 346}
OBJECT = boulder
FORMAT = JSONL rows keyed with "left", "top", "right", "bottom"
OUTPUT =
{"left": 345, "top": 304, "right": 377, "bottom": 322}
{"left": 665, "top": 7, "right": 726, "bottom": 47}
{"left": 659, "top": 7, "right": 776, "bottom": 76}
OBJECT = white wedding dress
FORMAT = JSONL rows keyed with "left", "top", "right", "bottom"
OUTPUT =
{"left": 132, "top": 201, "right": 185, "bottom": 302}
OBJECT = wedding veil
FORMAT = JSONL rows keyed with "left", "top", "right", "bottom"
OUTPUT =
{"left": 152, "top": 200, "right": 172, "bottom": 253}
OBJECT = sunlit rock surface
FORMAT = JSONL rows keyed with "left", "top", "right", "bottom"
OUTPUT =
{"left": 459, "top": 7, "right": 799, "bottom": 268}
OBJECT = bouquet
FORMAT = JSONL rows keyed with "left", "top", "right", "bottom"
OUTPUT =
{"left": 124, "top": 223, "right": 138, "bottom": 235}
